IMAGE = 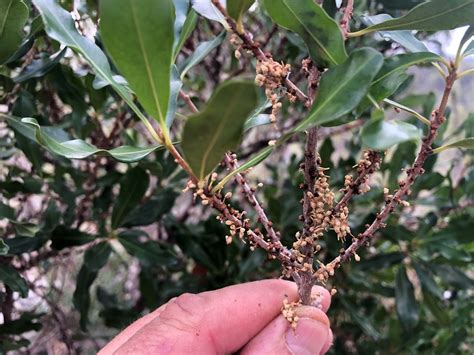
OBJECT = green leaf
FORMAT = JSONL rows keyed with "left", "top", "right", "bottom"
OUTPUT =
{"left": 100, "top": 0, "right": 175, "bottom": 129}
{"left": 84, "top": 242, "right": 112, "bottom": 273}
{"left": 182, "top": 80, "right": 258, "bottom": 180}
{"left": 50, "top": 226, "right": 95, "bottom": 250}
{"left": 10, "top": 221, "right": 40, "bottom": 237}
{"left": 0, "top": 239, "right": 9, "bottom": 255}
{"left": 296, "top": 48, "right": 383, "bottom": 130}
{"left": 0, "top": 0, "right": 29, "bottom": 64}
{"left": 173, "top": 9, "right": 198, "bottom": 61}
{"left": 166, "top": 65, "right": 183, "bottom": 127}
{"left": 413, "top": 261, "right": 443, "bottom": 299}
{"left": 361, "top": 111, "right": 422, "bottom": 150}
{"left": 352, "top": 0, "right": 474, "bottom": 36}
{"left": 360, "top": 14, "right": 429, "bottom": 52}
{"left": 0, "top": 265, "right": 28, "bottom": 297}
{"left": 460, "top": 25, "right": 474, "bottom": 53}
{"left": 13, "top": 49, "right": 66, "bottom": 83}
{"left": 463, "top": 40, "right": 474, "bottom": 57}
{"left": 433, "top": 264, "right": 474, "bottom": 289}
{"left": 111, "top": 167, "right": 149, "bottom": 229}
{"left": 227, "top": 0, "right": 254, "bottom": 32}
{"left": 73, "top": 265, "right": 98, "bottom": 330}
{"left": 395, "top": 265, "right": 420, "bottom": 332}
{"left": 32, "top": 0, "right": 159, "bottom": 141}
{"left": 179, "top": 31, "right": 226, "bottom": 80}
{"left": 263, "top": 0, "right": 347, "bottom": 67}
{"left": 432, "top": 138, "right": 474, "bottom": 153}
{"left": 373, "top": 52, "right": 443, "bottom": 87}
{"left": 118, "top": 231, "right": 178, "bottom": 267}
{"left": 3, "top": 114, "right": 161, "bottom": 162}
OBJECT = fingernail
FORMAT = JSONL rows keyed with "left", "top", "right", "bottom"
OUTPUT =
{"left": 285, "top": 318, "right": 329, "bottom": 355}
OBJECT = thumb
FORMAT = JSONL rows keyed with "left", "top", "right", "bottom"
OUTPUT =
{"left": 241, "top": 306, "right": 333, "bottom": 355}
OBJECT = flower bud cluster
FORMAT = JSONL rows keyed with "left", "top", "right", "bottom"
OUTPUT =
{"left": 255, "top": 57, "right": 291, "bottom": 123}
{"left": 282, "top": 299, "right": 301, "bottom": 329}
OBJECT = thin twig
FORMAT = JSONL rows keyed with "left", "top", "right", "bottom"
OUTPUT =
{"left": 340, "top": 0, "right": 354, "bottom": 38}
{"left": 210, "top": 0, "right": 310, "bottom": 105}
{"left": 316, "top": 67, "right": 458, "bottom": 278}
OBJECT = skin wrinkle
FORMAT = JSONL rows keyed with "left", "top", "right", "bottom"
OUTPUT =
{"left": 101, "top": 280, "right": 332, "bottom": 354}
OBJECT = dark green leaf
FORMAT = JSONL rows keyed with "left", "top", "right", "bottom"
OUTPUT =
{"left": 166, "top": 65, "right": 183, "bottom": 127}
{"left": 100, "top": 0, "right": 174, "bottom": 127}
{"left": 0, "top": 314, "right": 42, "bottom": 335}
{"left": 340, "top": 298, "right": 381, "bottom": 339}
{"left": 413, "top": 261, "right": 443, "bottom": 298}
{"left": 395, "top": 265, "right": 419, "bottom": 331}
{"left": 13, "top": 49, "right": 66, "bottom": 83}
{"left": 296, "top": 48, "right": 383, "bottom": 130}
{"left": 118, "top": 231, "right": 177, "bottom": 266}
{"left": 182, "top": 80, "right": 258, "bottom": 180}
{"left": 0, "top": 239, "right": 9, "bottom": 255}
{"left": 433, "top": 264, "right": 474, "bottom": 289}
{"left": 84, "top": 242, "right": 112, "bottom": 272}
{"left": 179, "top": 31, "right": 226, "bottom": 79}
{"left": 352, "top": 0, "right": 474, "bottom": 35}
{"left": 73, "top": 265, "right": 98, "bottom": 330}
{"left": 0, "top": 201, "right": 15, "bottom": 219}
{"left": 5, "top": 236, "right": 44, "bottom": 255}
{"left": 263, "top": 0, "right": 347, "bottom": 67}
{"left": 3, "top": 114, "right": 161, "bottom": 162}
{"left": 0, "top": 0, "right": 29, "bottom": 64}
{"left": 50, "top": 226, "right": 95, "bottom": 250}
{"left": 0, "top": 265, "right": 28, "bottom": 297}
{"left": 111, "top": 166, "right": 149, "bottom": 229}
{"left": 123, "top": 188, "right": 178, "bottom": 227}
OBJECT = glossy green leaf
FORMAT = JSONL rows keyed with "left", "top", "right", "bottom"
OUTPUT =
{"left": 263, "top": 0, "right": 347, "bottom": 67}
{"left": 360, "top": 14, "right": 428, "bottom": 52}
{"left": 3, "top": 114, "right": 161, "bottom": 162}
{"left": 352, "top": 0, "right": 474, "bottom": 36}
{"left": 179, "top": 31, "right": 226, "bottom": 80}
{"left": 111, "top": 167, "right": 149, "bottom": 229}
{"left": 0, "top": 0, "right": 29, "bottom": 64}
{"left": 227, "top": 0, "right": 254, "bottom": 32}
{"left": 361, "top": 111, "right": 422, "bottom": 150}
{"left": 100, "top": 0, "right": 174, "bottom": 128}
{"left": 13, "top": 49, "right": 66, "bottom": 83}
{"left": 395, "top": 265, "right": 420, "bottom": 331}
{"left": 33, "top": 0, "right": 159, "bottom": 140}
{"left": 297, "top": 48, "right": 383, "bottom": 130}
{"left": 182, "top": 80, "right": 258, "bottom": 180}
{"left": 432, "top": 138, "right": 474, "bottom": 153}
{"left": 0, "top": 265, "right": 28, "bottom": 297}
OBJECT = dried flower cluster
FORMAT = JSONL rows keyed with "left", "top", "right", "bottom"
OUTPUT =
{"left": 255, "top": 57, "right": 292, "bottom": 123}
{"left": 282, "top": 299, "right": 301, "bottom": 329}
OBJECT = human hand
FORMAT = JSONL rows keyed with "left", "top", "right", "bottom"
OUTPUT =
{"left": 99, "top": 280, "right": 332, "bottom": 354}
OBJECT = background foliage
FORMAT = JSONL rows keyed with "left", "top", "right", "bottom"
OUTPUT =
{"left": 0, "top": 0, "right": 473, "bottom": 353}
